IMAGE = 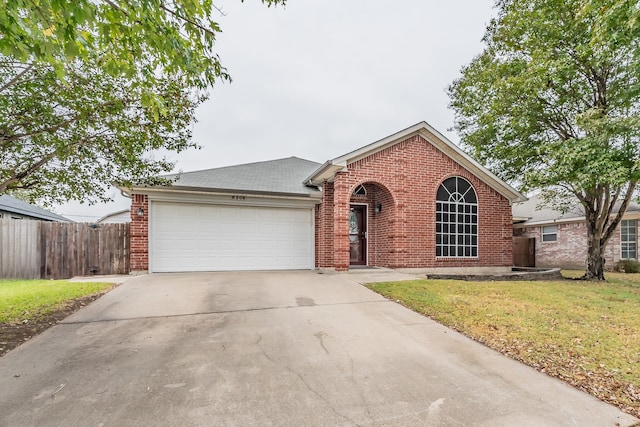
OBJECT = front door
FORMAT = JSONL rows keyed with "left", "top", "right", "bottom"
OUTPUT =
{"left": 349, "top": 205, "right": 367, "bottom": 265}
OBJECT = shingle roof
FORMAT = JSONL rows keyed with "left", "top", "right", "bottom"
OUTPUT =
{"left": 513, "top": 194, "right": 640, "bottom": 225}
{"left": 0, "top": 195, "right": 71, "bottom": 222}
{"left": 164, "top": 157, "right": 322, "bottom": 197}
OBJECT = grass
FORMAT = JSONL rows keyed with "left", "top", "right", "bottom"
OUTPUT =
{"left": 368, "top": 272, "right": 640, "bottom": 418}
{"left": 0, "top": 279, "right": 114, "bottom": 324}
{"left": 563, "top": 269, "right": 640, "bottom": 285}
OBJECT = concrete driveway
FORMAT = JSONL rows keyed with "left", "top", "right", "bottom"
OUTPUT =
{"left": 0, "top": 271, "right": 637, "bottom": 427}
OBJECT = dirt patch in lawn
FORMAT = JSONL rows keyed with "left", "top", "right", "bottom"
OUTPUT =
{"left": 0, "top": 291, "right": 109, "bottom": 357}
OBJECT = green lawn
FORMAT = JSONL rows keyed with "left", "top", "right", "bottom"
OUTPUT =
{"left": 0, "top": 279, "right": 114, "bottom": 323}
{"left": 368, "top": 272, "right": 640, "bottom": 418}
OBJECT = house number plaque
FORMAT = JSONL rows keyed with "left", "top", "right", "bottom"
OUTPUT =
{"left": 231, "top": 195, "right": 246, "bottom": 201}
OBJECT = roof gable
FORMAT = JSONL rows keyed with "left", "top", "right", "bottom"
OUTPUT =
{"left": 305, "top": 121, "right": 526, "bottom": 203}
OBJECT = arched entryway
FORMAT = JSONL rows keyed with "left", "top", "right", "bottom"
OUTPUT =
{"left": 348, "top": 181, "right": 396, "bottom": 268}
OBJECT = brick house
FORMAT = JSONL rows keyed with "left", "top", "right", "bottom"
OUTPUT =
{"left": 123, "top": 122, "right": 525, "bottom": 273}
{"left": 513, "top": 195, "right": 640, "bottom": 269}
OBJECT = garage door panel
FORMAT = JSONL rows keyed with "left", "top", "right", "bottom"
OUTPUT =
{"left": 151, "top": 202, "right": 313, "bottom": 272}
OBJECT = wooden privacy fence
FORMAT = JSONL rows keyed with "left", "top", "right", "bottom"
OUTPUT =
{"left": 0, "top": 220, "right": 130, "bottom": 279}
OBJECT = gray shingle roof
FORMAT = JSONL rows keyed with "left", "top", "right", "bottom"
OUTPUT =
{"left": 0, "top": 195, "right": 71, "bottom": 222}
{"left": 165, "top": 157, "right": 322, "bottom": 197}
{"left": 513, "top": 194, "right": 640, "bottom": 224}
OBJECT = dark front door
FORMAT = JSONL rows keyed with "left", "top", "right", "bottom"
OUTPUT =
{"left": 349, "top": 205, "right": 367, "bottom": 265}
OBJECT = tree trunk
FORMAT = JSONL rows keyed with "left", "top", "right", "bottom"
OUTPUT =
{"left": 584, "top": 216, "right": 606, "bottom": 280}
{"left": 585, "top": 242, "right": 606, "bottom": 280}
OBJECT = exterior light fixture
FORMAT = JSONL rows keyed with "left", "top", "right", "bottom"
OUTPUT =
{"left": 137, "top": 207, "right": 145, "bottom": 217}
{"left": 374, "top": 203, "right": 382, "bottom": 214}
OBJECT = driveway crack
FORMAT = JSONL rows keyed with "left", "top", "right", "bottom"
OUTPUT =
{"left": 60, "top": 300, "right": 391, "bottom": 325}
{"left": 255, "top": 334, "right": 362, "bottom": 427}
{"left": 337, "top": 340, "right": 376, "bottom": 425}
{"left": 313, "top": 331, "right": 330, "bottom": 354}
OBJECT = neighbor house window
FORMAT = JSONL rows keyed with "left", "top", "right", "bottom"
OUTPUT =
{"left": 542, "top": 225, "right": 557, "bottom": 242}
{"left": 621, "top": 219, "right": 637, "bottom": 259}
{"left": 436, "top": 176, "right": 478, "bottom": 257}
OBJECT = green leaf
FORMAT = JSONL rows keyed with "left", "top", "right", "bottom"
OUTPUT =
{"left": 0, "top": 54, "right": 208, "bottom": 205}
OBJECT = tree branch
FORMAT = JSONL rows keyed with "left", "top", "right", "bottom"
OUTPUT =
{"left": 0, "top": 128, "right": 117, "bottom": 193}
{"left": 603, "top": 182, "right": 637, "bottom": 244}
{"left": 2, "top": 113, "right": 82, "bottom": 143}
{"left": 0, "top": 151, "right": 58, "bottom": 193}
{"left": 603, "top": 185, "right": 620, "bottom": 221}
{"left": 1, "top": 99, "right": 122, "bottom": 143}
{"left": 0, "top": 63, "right": 34, "bottom": 93}
{"left": 159, "top": 3, "right": 217, "bottom": 37}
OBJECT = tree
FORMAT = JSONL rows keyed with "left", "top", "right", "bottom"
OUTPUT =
{"left": 448, "top": 0, "right": 640, "bottom": 280}
{"left": 0, "top": 0, "right": 285, "bottom": 91}
{"left": 0, "top": 55, "right": 206, "bottom": 205}
{"left": 0, "top": 0, "right": 286, "bottom": 205}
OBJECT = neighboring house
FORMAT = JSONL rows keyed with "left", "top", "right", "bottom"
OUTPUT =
{"left": 513, "top": 195, "right": 640, "bottom": 269}
{"left": 0, "top": 195, "right": 71, "bottom": 222}
{"left": 96, "top": 209, "right": 131, "bottom": 224}
{"left": 121, "top": 122, "right": 526, "bottom": 273}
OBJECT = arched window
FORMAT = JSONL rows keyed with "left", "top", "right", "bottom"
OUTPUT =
{"left": 436, "top": 177, "right": 478, "bottom": 257}
{"left": 353, "top": 184, "right": 367, "bottom": 196}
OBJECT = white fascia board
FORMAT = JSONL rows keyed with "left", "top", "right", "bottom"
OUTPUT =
{"left": 513, "top": 217, "right": 584, "bottom": 227}
{"left": 132, "top": 187, "right": 320, "bottom": 209}
{"left": 121, "top": 185, "right": 321, "bottom": 201}
{"left": 304, "top": 161, "right": 346, "bottom": 185}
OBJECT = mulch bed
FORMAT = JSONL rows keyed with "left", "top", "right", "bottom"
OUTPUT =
{"left": 0, "top": 292, "right": 108, "bottom": 357}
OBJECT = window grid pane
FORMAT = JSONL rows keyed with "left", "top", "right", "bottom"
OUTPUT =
{"left": 542, "top": 225, "right": 557, "bottom": 242}
{"left": 621, "top": 219, "right": 637, "bottom": 259}
{"left": 436, "top": 177, "right": 478, "bottom": 258}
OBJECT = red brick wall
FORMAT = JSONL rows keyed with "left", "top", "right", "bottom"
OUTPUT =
{"left": 346, "top": 183, "right": 396, "bottom": 267}
{"left": 130, "top": 194, "right": 149, "bottom": 271}
{"left": 332, "top": 175, "right": 351, "bottom": 270}
{"left": 517, "top": 220, "right": 632, "bottom": 270}
{"left": 346, "top": 184, "right": 396, "bottom": 267}
{"left": 373, "top": 185, "right": 396, "bottom": 266}
{"left": 316, "top": 182, "right": 335, "bottom": 267}
{"left": 128, "top": 134, "right": 514, "bottom": 272}
{"left": 316, "top": 134, "right": 514, "bottom": 270}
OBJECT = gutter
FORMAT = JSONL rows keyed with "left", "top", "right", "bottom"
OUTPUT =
{"left": 303, "top": 161, "right": 346, "bottom": 186}
{"left": 120, "top": 185, "right": 322, "bottom": 201}
{"left": 513, "top": 217, "right": 584, "bottom": 227}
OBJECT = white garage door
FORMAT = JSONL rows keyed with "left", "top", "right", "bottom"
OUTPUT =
{"left": 150, "top": 202, "right": 314, "bottom": 272}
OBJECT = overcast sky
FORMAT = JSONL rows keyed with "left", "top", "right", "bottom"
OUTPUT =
{"left": 58, "top": 0, "right": 496, "bottom": 221}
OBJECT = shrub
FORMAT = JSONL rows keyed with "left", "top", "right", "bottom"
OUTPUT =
{"left": 614, "top": 259, "right": 640, "bottom": 273}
